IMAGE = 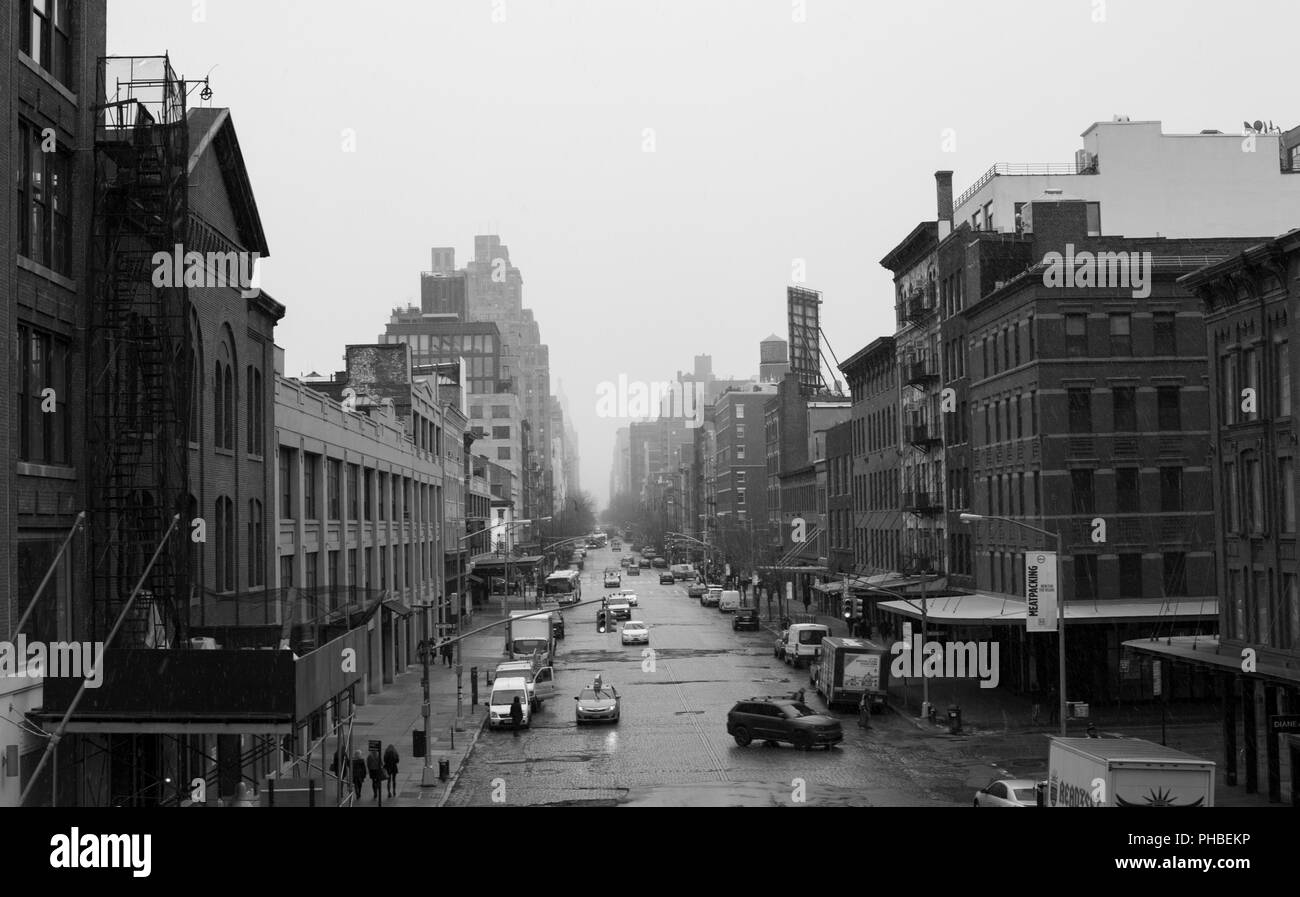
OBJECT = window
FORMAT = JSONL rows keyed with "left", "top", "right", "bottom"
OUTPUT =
{"left": 377, "top": 473, "right": 387, "bottom": 520}
{"left": 1066, "top": 315, "right": 1088, "bottom": 357}
{"left": 1153, "top": 312, "right": 1175, "bottom": 355}
{"left": 15, "top": 325, "right": 71, "bottom": 464}
{"left": 1157, "top": 387, "right": 1180, "bottom": 430}
{"left": 305, "top": 552, "right": 319, "bottom": 593}
{"left": 1030, "top": 391, "right": 1038, "bottom": 435}
{"left": 348, "top": 549, "right": 358, "bottom": 600}
{"left": 737, "top": 488, "right": 746, "bottom": 506}
{"left": 492, "top": 425, "right": 511, "bottom": 439}
{"left": 1163, "top": 553, "right": 1187, "bottom": 597}
{"left": 1245, "top": 348, "right": 1261, "bottom": 418}
{"left": 735, "top": 404, "right": 745, "bottom": 419}
{"left": 1159, "top": 467, "right": 1183, "bottom": 512}
{"left": 1224, "top": 461, "right": 1240, "bottom": 533}
{"left": 215, "top": 497, "right": 235, "bottom": 592}
{"left": 497, "top": 446, "right": 512, "bottom": 460}
{"left": 279, "top": 449, "right": 294, "bottom": 518}
{"left": 982, "top": 338, "right": 989, "bottom": 377}
{"left": 328, "top": 458, "right": 341, "bottom": 520}
{"left": 1282, "top": 458, "right": 1296, "bottom": 533}
{"left": 303, "top": 453, "right": 320, "bottom": 519}
{"left": 16, "top": 121, "right": 72, "bottom": 273}
{"left": 1278, "top": 340, "right": 1291, "bottom": 416}
{"left": 1027, "top": 315, "right": 1035, "bottom": 359}
{"left": 1017, "top": 471, "right": 1025, "bottom": 516}
{"left": 737, "top": 444, "right": 746, "bottom": 460}
{"left": 469, "top": 404, "right": 484, "bottom": 419}
{"left": 1116, "top": 468, "right": 1139, "bottom": 514}
{"left": 1071, "top": 469, "right": 1095, "bottom": 514}
{"left": 1112, "top": 387, "right": 1136, "bottom": 432}
{"left": 491, "top": 405, "right": 510, "bottom": 419}
{"left": 1119, "top": 554, "right": 1143, "bottom": 598}
{"left": 1074, "top": 554, "right": 1098, "bottom": 600}
{"left": 736, "top": 424, "right": 746, "bottom": 439}
{"left": 20, "top": 1, "right": 72, "bottom": 84}
{"left": 1014, "top": 323, "right": 1022, "bottom": 366}
{"left": 1109, "top": 314, "right": 1131, "bottom": 356}
{"left": 737, "top": 470, "right": 747, "bottom": 485}
{"left": 1246, "top": 457, "right": 1263, "bottom": 533}
{"left": 215, "top": 340, "right": 235, "bottom": 451}
{"left": 347, "top": 463, "right": 359, "bottom": 520}
{"left": 1221, "top": 353, "right": 1238, "bottom": 425}
{"left": 248, "top": 499, "right": 265, "bottom": 587}
{"left": 1085, "top": 202, "right": 1101, "bottom": 237}
{"left": 392, "top": 476, "right": 400, "bottom": 521}
{"left": 329, "top": 550, "right": 341, "bottom": 607}
{"left": 1068, "top": 389, "right": 1091, "bottom": 433}
{"left": 246, "top": 367, "right": 264, "bottom": 455}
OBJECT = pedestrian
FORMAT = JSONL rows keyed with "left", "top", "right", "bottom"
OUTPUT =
{"left": 441, "top": 641, "right": 453, "bottom": 667}
{"left": 366, "top": 746, "right": 384, "bottom": 801}
{"left": 382, "top": 738, "right": 397, "bottom": 795}
{"left": 1030, "top": 688, "right": 1042, "bottom": 725}
{"left": 1047, "top": 685, "right": 1059, "bottom": 724}
{"left": 509, "top": 695, "right": 524, "bottom": 737}
{"left": 350, "top": 750, "right": 366, "bottom": 800}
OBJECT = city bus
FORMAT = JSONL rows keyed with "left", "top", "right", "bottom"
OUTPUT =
{"left": 544, "top": 570, "right": 583, "bottom": 605}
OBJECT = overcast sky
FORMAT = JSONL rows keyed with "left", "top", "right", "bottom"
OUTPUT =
{"left": 110, "top": 0, "right": 1299, "bottom": 508}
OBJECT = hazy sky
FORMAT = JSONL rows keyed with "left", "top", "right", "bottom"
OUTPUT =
{"left": 109, "top": 0, "right": 1300, "bottom": 508}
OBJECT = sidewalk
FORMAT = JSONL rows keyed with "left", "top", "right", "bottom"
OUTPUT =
{"left": 336, "top": 609, "right": 510, "bottom": 807}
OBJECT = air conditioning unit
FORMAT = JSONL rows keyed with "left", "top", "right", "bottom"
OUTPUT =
{"left": 189, "top": 637, "right": 218, "bottom": 650}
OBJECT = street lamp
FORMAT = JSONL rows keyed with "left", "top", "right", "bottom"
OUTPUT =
{"left": 960, "top": 511, "right": 1066, "bottom": 736}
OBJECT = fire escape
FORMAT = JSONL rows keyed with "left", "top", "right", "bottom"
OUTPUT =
{"left": 87, "top": 56, "right": 193, "bottom": 648}
{"left": 899, "top": 278, "right": 942, "bottom": 575}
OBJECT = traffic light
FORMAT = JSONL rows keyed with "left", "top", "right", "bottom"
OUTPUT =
{"left": 852, "top": 597, "right": 864, "bottom": 618}
{"left": 596, "top": 610, "right": 608, "bottom": 633}
{"left": 842, "top": 597, "right": 854, "bottom": 620}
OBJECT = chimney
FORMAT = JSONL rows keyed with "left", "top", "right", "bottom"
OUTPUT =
{"left": 935, "top": 171, "right": 954, "bottom": 239}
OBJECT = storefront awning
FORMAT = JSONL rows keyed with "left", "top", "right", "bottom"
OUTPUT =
{"left": 1123, "top": 636, "right": 1300, "bottom": 687}
{"left": 812, "top": 573, "right": 943, "bottom": 595}
{"left": 879, "top": 594, "right": 1219, "bottom": 626}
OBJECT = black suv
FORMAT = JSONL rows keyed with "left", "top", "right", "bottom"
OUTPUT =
{"left": 732, "top": 607, "right": 760, "bottom": 631}
{"left": 726, "top": 697, "right": 842, "bottom": 750}
{"left": 658, "top": 571, "right": 675, "bottom": 585}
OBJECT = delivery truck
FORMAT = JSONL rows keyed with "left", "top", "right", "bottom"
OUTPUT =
{"left": 1045, "top": 736, "right": 1215, "bottom": 807}
{"left": 505, "top": 610, "right": 556, "bottom": 664}
{"left": 809, "top": 637, "right": 890, "bottom": 711}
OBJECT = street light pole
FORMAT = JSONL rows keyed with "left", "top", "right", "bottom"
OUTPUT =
{"left": 960, "top": 512, "right": 1067, "bottom": 736}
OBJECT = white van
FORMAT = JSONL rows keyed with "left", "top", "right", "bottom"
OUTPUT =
{"left": 778, "top": 623, "right": 831, "bottom": 668}
{"left": 718, "top": 590, "right": 742, "bottom": 613}
{"left": 485, "top": 676, "right": 532, "bottom": 730}
{"left": 491, "top": 660, "right": 557, "bottom": 710}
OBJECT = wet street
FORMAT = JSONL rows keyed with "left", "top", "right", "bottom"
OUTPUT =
{"left": 447, "top": 548, "right": 970, "bottom": 807}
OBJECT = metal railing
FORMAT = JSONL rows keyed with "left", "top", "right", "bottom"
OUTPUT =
{"left": 954, "top": 162, "right": 1088, "bottom": 211}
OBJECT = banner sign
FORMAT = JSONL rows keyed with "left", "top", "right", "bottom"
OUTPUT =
{"left": 1025, "top": 552, "right": 1058, "bottom": 632}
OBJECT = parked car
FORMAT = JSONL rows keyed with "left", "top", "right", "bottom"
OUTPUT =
{"left": 605, "top": 596, "right": 632, "bottom": 620}
{"left": 621, "top": 555, "right": 635, "bottom": 567}
{"left": 611, "top": 541, "right": 622, "bottom": 551}
{"left": 732, "top": 608, "right": 761, "bottom": 631}
{"left": 604, "top": 568, "right": 621, "bottom": 588}
{"left": 726, "top": 697, "right": 842, "bottom": 749}
{"left": 626, "top": 564, "right": 640, "bottom": 576}
{"left": 718, "top": 590, "right": 741, "bottom": 613}
{"left": 575, "top": 677, "right": 621, "bottom": 724}
{"left": 973, "top": 779, "right": 1039, "bottom": 808}
{"left": 651, "top": 557, "right": 668, "bottom": 569}
{"left": 486, "top": 677, "right": 532, "bottom": 730}
{"left": 687, "top": 582, "right": 707, "bottom": 598}
{"left": 701, "top": 586, "right": 722, "bottom": 608}
{"left": 638, "top": 558, "right": 652, "bottom": 568}
{"left": 658, "top": 571, "right": 675, "bottom": 585}
{"left": 491, "top": 660, "right": 557, "bottom": 711}
{"left": 620, "top": 620, "right": 649, "bottom": 645}
{"left": 612, "top": 589, "right": 639, "bottom": 607}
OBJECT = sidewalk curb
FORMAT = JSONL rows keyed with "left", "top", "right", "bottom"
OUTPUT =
{"left": 436, "top": 713, "right": 489, "bottom": 808}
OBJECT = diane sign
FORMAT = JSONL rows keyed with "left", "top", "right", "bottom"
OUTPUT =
{"left": 1025, "top": 551, "right": 1058, "bottom": 633}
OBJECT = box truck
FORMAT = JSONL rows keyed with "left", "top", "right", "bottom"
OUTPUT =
{"left": 505, "top": 610, "right": 556, "bottom": 664}
{"left": 1045, "top": 737, "right": 1215, "bottom": 807}
{"left": 809, "top": 637, "right": 890, "bottom": 711}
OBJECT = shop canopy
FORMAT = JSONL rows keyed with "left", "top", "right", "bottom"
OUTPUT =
{"left": 878, "top": 594, "right": 1219, "bottom": 626}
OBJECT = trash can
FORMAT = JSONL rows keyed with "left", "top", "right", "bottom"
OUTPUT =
{"left": 412, "top": 729, "right": 427, "bottom": 758}
{"left": 947, "top": 704, "right": 962, "bottom": 734}
{"left": 438, "top": 757, "right": 450, "bottom": 782}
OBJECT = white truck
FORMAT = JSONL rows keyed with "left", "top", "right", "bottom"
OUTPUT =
{"left": 1046, "top": 736, "right": 1215, "bottom": 807}
{"left": 505, "top": 611, "right": 555, "bottom": 664}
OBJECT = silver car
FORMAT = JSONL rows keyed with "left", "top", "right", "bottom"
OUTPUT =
{"left": 575, "top": 682, "right": 621, "bottom": 724}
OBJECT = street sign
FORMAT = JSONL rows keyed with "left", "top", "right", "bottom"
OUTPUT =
{"left": 1269, "top": 715, "right": 1300, "bottom": 733}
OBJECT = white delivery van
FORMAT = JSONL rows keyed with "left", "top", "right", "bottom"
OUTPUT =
{"left": 718, "top": 590, "right": 742, "bottom": 613}
{"left": 1046, "top": 736, "right": 1215, "bottom": 807}
{"left": 779, "top": 623, "right": 831, "bottom": 668}
{"left": 485, "top": 676, "right": 532, "bottom": 730}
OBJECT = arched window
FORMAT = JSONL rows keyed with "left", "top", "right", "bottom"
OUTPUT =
{"left": 215, "top": 337, "right": 235, "bottom": 451}
{"left": 248, "top": 499, "right": 265, "bottom": 587}
{"left": 246, "top": 366, "right": 263, "bottom": 456}
{"left": 215, "top": 496, "right": 235, "bottom": 592}
{"left": 188, "top": 493, "right": 203, "bottom": 594}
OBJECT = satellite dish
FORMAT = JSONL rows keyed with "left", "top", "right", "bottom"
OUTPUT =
{"left": 1254, "top": 120, "right": 1265, "bottom": 132}
{"left": 1244, "top": 121, "right": 1253, "bottom": 132}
